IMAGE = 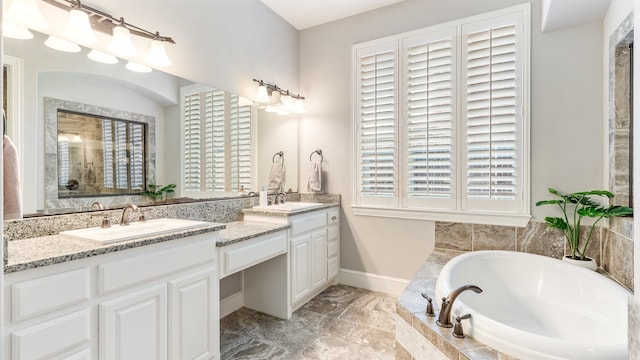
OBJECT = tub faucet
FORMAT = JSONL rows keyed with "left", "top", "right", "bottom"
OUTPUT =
{"left": 437, "top": 284, "right": 483, "bottom": 328}
{"left": 120, "top": 204, "right": 139, "bottom": 226}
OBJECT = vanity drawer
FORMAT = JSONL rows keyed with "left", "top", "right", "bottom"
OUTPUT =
{"left": 328, "top": 256, "right": 339, "bottom": 279}
{"left": 11, "top": 268, "right": 90, "bottom": 322}
{"left": 12, "top": 310, "right": 91, "bottom": 360}
{"left": 218, "top": 231, "right": 287, "bottom": 279}
{"left": 327, "top": 226, "right": 339, "bottom": 243}
{"left": 328, "top": 240, "right": 339, "bottom": 258}
{"left": 289, "top": 212, "right": 326, "bottom": 237}
{"left": 98, "top": 234, "right": 215, "bottom": 295}
{"left": 327, "top": 209, "right": 339, "bottom": 226}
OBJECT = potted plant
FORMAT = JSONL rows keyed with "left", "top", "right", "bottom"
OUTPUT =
{"left": 536, "top": 188, "right": 633, "bottom": 270}
{"left": 143, "top": 183, "right": 176, "bottom": 202}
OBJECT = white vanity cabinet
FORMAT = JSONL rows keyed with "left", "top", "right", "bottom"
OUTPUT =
{"left": 244, "top": 205, "right": 340, "bottom": 313}
{"left": 4, "top": 232, "right": 219, "bottom": 360}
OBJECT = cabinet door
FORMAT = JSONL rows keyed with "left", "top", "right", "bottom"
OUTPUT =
{"left": 100, "top": 284, "right": 168, "bottom": 360}
{"left": 310, "top": 230, "right": 327, "bottom": 289}
{"left": 290, "top": 235, "right": 311, "bottom": 303}
{"left": 169, "top": 269, "right": 218, "bottom": 360}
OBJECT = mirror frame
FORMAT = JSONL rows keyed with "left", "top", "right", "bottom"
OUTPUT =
{"left": 44, "top": 96, "right": 156, "bottom": 210}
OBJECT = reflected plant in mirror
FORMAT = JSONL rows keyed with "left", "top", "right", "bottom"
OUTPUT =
{"left": 57, "top": 110, "right": 147, "bottom": 198}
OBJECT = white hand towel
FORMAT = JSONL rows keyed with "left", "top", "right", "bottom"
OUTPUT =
{"left": 4, "top": 135, "right": 22, "bottom": 220}
{"left": 268, "top": 162, "right": 285, "bottom": 192}
{"left": 307, "top": 161, "right": 322, "bottom": 193}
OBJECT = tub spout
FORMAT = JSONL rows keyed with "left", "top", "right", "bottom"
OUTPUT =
{"left": 437, "top": 284, "right": 483, "bottom": 328}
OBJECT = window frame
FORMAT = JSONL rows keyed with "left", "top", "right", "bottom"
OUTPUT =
{"left": 351, "top": 4, "right": 531, "bottom": 227}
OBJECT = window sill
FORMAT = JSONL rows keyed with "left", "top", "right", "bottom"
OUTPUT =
{"left": 351, "top": 205, "right": 531, "bottom": 227}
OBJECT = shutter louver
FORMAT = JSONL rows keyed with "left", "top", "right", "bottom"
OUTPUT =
{"left": 102, "top": 120, "right": 114, "bottom": 189}
{"left": 405, "top": 35, "right": 454, "bottom": 202}
{"left": 230, "top": 95, "right": 253, "bottom": 192}
{"left": 203, "top": 90, "right": 226, "bottom": 192}
{"left": 130, "top": 123, "right": 145, "bottom": 190}
{"left": 183, "top": 92, "right": 202, "bottom": 192}
{"left": 464, "top": 24, "right": 519, "bottom": 201}
{"left": 358, "top": 47, "right": 397, "bottom": 198}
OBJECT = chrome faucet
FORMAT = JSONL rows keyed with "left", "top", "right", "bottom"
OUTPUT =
{"left": 120, "top": 204, "right": 139, "bottom": 226}
{"left": 275, "top": 191, "right": 287, "bottom": 204}
{"left": 437, "top": 284, "right": 483, "bottom": 328}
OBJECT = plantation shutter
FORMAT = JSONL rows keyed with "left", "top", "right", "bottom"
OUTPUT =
{"left": 129, "top": 123, "right": 145, "bottom": 190}
{"left": 355, "top": 42, "right": 398, "bottom": 206}
{"left": 203, "top": 89, "right": 226, "bottom": 192}
{"left": 229, "top": 95, "right": 253, "bottom": 192}
{"left": 183, "top": 91, "right": 202, "bottom": 192}
{"left": 462, "top": 13, "right": 523, "bottom": 212}
{"left": 403, "top": 29, "right": 456, "bottom": 209}
{"left": 114, "top": 121, "right": 128, "bottom": 189}
{"left": 102, "top": 120, "right": 114, "bottom": 189}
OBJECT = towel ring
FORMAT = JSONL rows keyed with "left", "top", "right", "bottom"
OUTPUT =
{"left": 272, "top": 151, "right": 284, "bottom": 164}
{"left": 309, "top": 149, "right": 323, "bottom": 162}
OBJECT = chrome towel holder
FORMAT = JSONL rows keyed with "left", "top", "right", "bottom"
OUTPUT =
{"left": 272, "top": 151, "right": 284, "bottom": 164}
{"left": 309, "top": 149, "right": 323, "bottom": 162}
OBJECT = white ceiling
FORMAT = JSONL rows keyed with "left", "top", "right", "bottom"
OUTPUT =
{"left": 262, "top": 0, "right": 613, "bottom": 32}
{"left": 260, "top": 0, "right": 406, "bottom": 30}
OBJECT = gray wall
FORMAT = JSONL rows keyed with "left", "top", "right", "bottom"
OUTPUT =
{"left": 298, "top": 0, "right": 604, "bottom": 279}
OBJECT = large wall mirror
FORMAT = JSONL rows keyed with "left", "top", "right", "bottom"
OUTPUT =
{"left": 3, "top": 29, "right": 299, "bottom": 216}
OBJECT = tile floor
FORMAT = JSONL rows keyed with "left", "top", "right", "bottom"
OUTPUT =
{"left": 220, "top": 284, "right": 397, "bottom": 359}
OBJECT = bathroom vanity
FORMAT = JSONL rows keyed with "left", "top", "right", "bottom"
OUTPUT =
{"left": 4, "top": 226, "right": 223, "bottom": 360}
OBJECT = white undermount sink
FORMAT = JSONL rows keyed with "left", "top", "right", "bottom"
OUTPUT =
{"left": 251, "top": 202, "right": 324, "bottom": 212}
{"left": 59, "top": 218, "right": 211, "bottom": 245}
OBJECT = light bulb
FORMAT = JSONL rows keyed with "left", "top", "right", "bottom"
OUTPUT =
{"left": 5, "top": 0, "right": 49, "bottom": 30}
{"left": 2, "top": 21, "right": 33, "bottom": 39}
{"left": 108, "top": 24, "right": 137, "bottom": 58}
{"left": 44, "top": 36, "right": 81, "bottom": 53}
{"left": 146, "top": 39, "right": 172, "bottom": 67}
{"left": 255, "top": 84, "right": 270, "bottom": 103}
{"left": 125, "top": 61, "right": 152, "bottom": 73}
{"left": 63, "top": 8, "right": 98, "bottom": 45}
{"left": 87, "top": 49, "right": 118, "bottom": 64}
{"left": 293, "top": 98, "right": 306, "bottom": 113}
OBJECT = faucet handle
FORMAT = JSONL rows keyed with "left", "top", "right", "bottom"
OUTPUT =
{"left": 138, "top": 209, "right": 149, "bottom": 222}
{"left": 91, "top": 213, "right": 111, "bottom": 228}
{"left": 420, "top": 292, "right": 435, "bottom": 317}
{"left": 453, "top": 314, "right": 472, "bottom": 338}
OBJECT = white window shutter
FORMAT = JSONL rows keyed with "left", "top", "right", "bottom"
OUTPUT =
{"left": 183, "top": 92, "right": 202, "bottom": 192}
{"left": 461, "top": 13, "right": 524, "bottom": 212}
{"left": 355, "top": 42, "right": 399, "bottom": 207}
{"left": 229, "top": 94, "right": 253, "bottom": 192}
{"left": 203, "top": 89, "right": 226, "bottom": 192}
{"left": 402, "top": 28, "right": 457, "bottom": 210}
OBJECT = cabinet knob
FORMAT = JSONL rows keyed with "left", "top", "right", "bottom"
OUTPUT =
{"left": 331, "top": 216, "right": 337, "bottom": 221}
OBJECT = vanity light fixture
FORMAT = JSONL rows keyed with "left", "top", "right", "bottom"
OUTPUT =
{"left": 62, "top": 0, "right": 98, "bottom": 45}
{"left": 8, "top": 0, "right": 176, "bottom": 69}
{"left": 87, "top": 49, "right": 118, "bottom": 64}
{"left": 2, "top": 21, "right": 34, "bottom": 39}
{"left": 107, "top": 18, "right": 137, "bottom": 58}
{"left": 252, "top": 78, "right": 306, "bottom": 115}
{"left": 44, "top": 35, "right": 81, "bottom": 52}
{"left": 4, "top": 0, "right": 49, "bottom": 31}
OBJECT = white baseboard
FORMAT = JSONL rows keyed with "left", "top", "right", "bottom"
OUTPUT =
{"left": 220, "top": 291, "right": 244, "bottom": 318}
{"left": 338, "top": 268, "right": 410, "bottom": 297}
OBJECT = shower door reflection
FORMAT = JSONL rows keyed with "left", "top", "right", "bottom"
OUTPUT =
{"left": 57, "top": 109, "right": 147, "bottom": 198}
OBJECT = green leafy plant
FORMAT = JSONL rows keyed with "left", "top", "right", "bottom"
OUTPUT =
{"left": 143, "top": 183, "right": 176, "bottom": 201}
{"left": 536, "top": 188, "right": 633, "bottom": 260}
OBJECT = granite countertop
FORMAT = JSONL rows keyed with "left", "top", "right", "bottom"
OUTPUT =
{"left": 217, "top": 221, "right": 290, "bottom": 247}
{"left": 5, "top": 219, "right": 295, "bottom": 274}
{"left": 397, "top": 248, "right": 510, "bottom": 359}
{"left": 5, "top": 222, "right": 227, "bottom": 274}
{"left": 241, "top": 202, "right": 339, "bottom": 217}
